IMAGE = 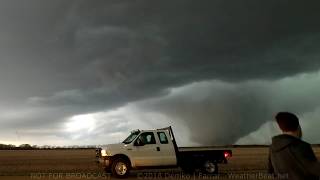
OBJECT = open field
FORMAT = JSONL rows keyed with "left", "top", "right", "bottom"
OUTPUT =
{"left": 0, "top": 147, "right": 319, "bottom": 180}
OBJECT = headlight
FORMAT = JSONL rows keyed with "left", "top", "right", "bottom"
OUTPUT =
{"left": 101, "top": 149, "right": 110, "bottom": 157}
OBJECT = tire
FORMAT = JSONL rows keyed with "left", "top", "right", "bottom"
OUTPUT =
{"left": 111, "top": 158, "right": 130, "bottom": 178}
{"left": 202, "top": 160, "right": 218, "bottom": 174}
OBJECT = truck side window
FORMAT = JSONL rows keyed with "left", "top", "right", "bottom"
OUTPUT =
{"left": 157, "top": 132, "right": 168, "bottom": 144}
{"left": 139, "top": 132, "right": 156, "bottom": 144}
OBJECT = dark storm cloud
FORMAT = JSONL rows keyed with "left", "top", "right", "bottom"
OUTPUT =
{"left": 68, "top": 0, "right": 320, "bottom": 78}
{"left": 0, "top": 0, "right": 76, "bottom": 102}
{"left": 39, "top": 0, "right": 320, "bottom": 107}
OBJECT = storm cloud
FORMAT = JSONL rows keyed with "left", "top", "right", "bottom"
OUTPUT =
{"left": 137, "top": 72, "right": 320, "bottom": 145}
{"left": 35, "top": 0, "right": 320, "bottom": 107}
{"left": 1, "top": 0, "right": 320, "bottom": 145}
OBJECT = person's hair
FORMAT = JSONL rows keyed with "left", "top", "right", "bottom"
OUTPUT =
{"left": 275, "top": 112, "right": 300, "bottom": 132}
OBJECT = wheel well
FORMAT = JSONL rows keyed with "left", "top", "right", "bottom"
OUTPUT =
{"left": 111, "top": 154, "right": 131, "bottom": 167}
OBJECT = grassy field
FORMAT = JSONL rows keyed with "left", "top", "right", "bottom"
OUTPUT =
{"left": 0, "top": 147, "right": 319, "bottom": 180}
{"left": 0, "top": 149, "right": 100, "bottom": 176}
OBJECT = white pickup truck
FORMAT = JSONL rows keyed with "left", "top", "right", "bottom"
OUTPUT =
{"left": 96, "top": 126, "right": 232, "bottom": 178}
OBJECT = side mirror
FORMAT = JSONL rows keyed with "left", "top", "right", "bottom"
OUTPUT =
{"left": 134, "top": 137, "right": 145, "bottom": 146}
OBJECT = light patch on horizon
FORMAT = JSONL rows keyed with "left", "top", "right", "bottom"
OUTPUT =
{"left": 236, "top": 108, "right": 320, "bottom": 145}
{"left": 65, "top": 114, "right": 97, "bottom": 139}
{"left": 236, "top": 121, "right": 281, "bottom": 145}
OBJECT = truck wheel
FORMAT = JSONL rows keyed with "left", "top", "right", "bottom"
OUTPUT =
{"left": 111, "top": 158, "right": 130, "bottom": 178}
{"left": 202, "top": 161, "right": 218, "bottom": 174}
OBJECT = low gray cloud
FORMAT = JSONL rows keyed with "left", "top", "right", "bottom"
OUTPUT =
{"left": 136, "top": 71, "right": 320, "bottom": 145}
{"left": 137, "top": 81, "right": 274, "bottom": 145}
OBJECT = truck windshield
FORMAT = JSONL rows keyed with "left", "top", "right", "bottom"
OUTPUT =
{"left": 122, "top": 131, "right": 140, "bottom": 144}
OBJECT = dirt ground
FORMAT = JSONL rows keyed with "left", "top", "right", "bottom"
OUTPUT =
{"left": 0, "top": 147, "right": 319, "bottom": 180}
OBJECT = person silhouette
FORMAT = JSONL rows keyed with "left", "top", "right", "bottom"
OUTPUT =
{"left": 268, "top": 112, "right": 320, "bottom": 180}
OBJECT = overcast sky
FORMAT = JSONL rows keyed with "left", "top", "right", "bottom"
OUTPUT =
{"left": 1, "top": 0, "right": 320, "bottom": 146}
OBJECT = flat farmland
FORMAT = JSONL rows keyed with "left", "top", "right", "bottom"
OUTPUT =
{"left": 0, "top": 150, "right": 100, "bottom": 176}
{"left": 0, "top": 147, "right": 319, "bottom": 180}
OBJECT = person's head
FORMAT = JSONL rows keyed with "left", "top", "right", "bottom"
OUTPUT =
{"left": 275, "top": 112, "right": 302, "bottom": 138}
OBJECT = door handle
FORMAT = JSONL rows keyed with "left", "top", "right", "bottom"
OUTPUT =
{"left": 156, "top": 147, "right": 160, "bottom": 151}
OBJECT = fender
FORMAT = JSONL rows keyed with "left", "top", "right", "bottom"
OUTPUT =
{"left": 109, "top": 154, "right": 133, "bottom": 168}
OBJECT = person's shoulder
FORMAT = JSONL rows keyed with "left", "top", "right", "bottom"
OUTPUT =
{"left": 293, "top": 139, "right": 311, "bottom": 146}
{"left": 289, "top": 139, "right": 319, "bottom": 169}
{"left": 290, "top": 139, "right": 313, "bottom": 153}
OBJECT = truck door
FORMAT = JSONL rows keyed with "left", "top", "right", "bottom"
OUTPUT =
{"left": 131, "top": 132, "right": 163, "bottom": 167}
{"left": 156, "top": 131, "right": 177, "bottom": 166}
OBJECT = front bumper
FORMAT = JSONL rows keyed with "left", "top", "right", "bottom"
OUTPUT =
{"left": 96, "top": 156, "right": 111, "bottom": 167}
